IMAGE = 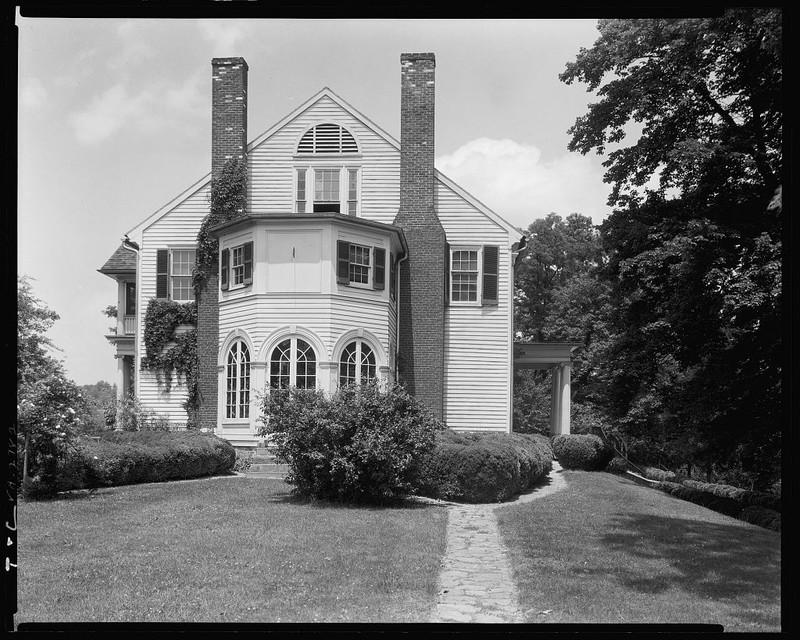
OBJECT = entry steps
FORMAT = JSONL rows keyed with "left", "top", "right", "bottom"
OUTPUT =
{"left": 243, "top": 445, "right": 289, "bottom": 480}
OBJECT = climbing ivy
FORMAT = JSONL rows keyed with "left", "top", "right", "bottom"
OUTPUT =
{"left": 141, "top": 299, "right": 197, "bottom": 394}
{"left": 193, "top": 158, "right": 248, "bottom": 294}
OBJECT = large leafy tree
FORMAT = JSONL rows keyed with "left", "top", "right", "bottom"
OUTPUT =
{"left": 560, "top": 10, "right": 782, "bottom": 487}
{"left": 17, "top": 276, "right": 86, "bottom": 496}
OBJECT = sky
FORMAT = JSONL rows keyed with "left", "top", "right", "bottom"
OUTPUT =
{"left": 16, "top": 12, "right": 615, "bottom": 386}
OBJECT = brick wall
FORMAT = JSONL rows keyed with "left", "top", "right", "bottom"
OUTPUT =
{"left": 394, "top": 53, "right": 446, "bottom": 421}
{"left": 197, "top": 57, "right": 249, "bottom": 431}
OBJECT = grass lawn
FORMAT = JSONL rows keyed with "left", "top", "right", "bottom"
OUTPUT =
{"left": 16, "top": 476, "right": 448, "bottom": 624}
{"left": 496, "top": 470, "right": 781, "bottom": 631}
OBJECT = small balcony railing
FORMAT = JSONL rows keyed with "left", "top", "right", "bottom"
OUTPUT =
{"left": 123, "top": 316, "right": 136, "bottom": 335}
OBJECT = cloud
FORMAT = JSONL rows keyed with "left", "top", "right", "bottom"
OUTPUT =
{"left": 110, "top": 20, "right": 157, "bottom": 70}
{"left": 435, "top": 138, "right": 612, "bottom": 228}
{"left": 197, "top": 20, "right": 252, "bottom": 55}
{"left": 68, "top": 73, "right": 205, "bottom": 145}
{"left": 20, "top": 78, "right": 47, "bottom": 109}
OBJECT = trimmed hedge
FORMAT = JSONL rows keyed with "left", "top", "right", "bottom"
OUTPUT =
{"left": 55, "top": 431, "right": 236, "bottom": 492}
{"left": 738, "top": 505, "right": 781, "bottom": 532}
{"left": 418, "top": 431, "right": 553, "bottom": 503}
{"left": 605, "top": 456, "right": 631, "bottom": 475}
{"left": 641, "top": 467, "right": 689, "bottom": 483}
{"left": 680, "top": 479, "right": 781, "bottom": 512}
{"left": 552, "top": 434, "right": 613, "bottom": 471}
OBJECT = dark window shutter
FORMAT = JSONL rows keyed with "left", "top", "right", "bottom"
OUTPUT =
{"left": 220, "top": 248, "right": 230, "bottom": 291}
{"left": 243, "top": 241, "right": 253, "bottom": 285}
{"left": 156, "top": 249, "right": 169, "bottom": 299}
{"left": 482, "top": 245, "right": 499, "bottom": 306}
{"left": 445, "top": 242, "right": 451, "bottom": 304}
{"left": 373, "top": 247, "right": 386, "bottom": 290}
{"left": 337, "top": 240, "right": 350, "bottom": 284}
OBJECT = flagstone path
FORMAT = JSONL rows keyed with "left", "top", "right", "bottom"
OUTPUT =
{"left": 431, "top": 461, "right": 567, "bottom": 623}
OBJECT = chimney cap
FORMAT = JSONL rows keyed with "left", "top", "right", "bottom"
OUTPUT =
{"left": 401, "top": 52, "right": 435, "bottom": 65}
{"left": 212, "top": 57, "right": 249, "bottom": 69}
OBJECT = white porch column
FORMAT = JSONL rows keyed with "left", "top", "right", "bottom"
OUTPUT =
{"left": 559, "top": 362, "right": 571, "bottom": 435}
{"left": 115, "top": 355, "right": 125, "bottom": 430}
{"left": 550, "top": 364, "right": 562, "bottom": 436}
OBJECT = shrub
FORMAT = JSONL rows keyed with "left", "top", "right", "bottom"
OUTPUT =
{"left": 605, "top": 456, "right": 630, "bottom": 475}
{"left": 49, "top": 431, "right": 235, "bottom": 493}
{"left": 641, "top": 466, "right": 689, "bottom": 483}
{"left": 656, "top": 481, "right": 744, "bottom": 518}
{"left": 417, "top": 431, "right": 553, "bottom": 503}
{"left": 233, "top": 449, "right": 253, "bottom": 473}
{"left": 261, "top": 383, "right": 444, "bottom": 503}
{"left": 737, "top": 506, "right": 781, "bottom": 532}
{"left": 552, "top": 434, "right": 613, "bottom": 471}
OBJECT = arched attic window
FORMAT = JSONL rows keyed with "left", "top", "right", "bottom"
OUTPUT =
{"left": 297, "top": 123, "right": 358, "bottom": 154}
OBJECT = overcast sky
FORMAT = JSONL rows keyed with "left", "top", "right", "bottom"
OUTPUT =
{"left": 17, "top": 13, "right": 614, "bottom": 386}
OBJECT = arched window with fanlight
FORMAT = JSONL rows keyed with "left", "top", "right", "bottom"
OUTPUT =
{"left": 270, "top": 337, "right": 317, "bottom": 389}
{"left": 225, "top": 341, "right": 250, "bottom": 419}
{"left": 339, "top": 340, "right": 377, "bottom": 387}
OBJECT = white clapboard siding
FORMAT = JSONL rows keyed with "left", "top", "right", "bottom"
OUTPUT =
{"left": 438, "top": 180, "right": 513, "bottom": 432}
{"left": 249, "top": 95, "right": 400, "bottom": 220}
{"left": 219, "top": 294, "right": 393, "bottom": 367}
{"left": 136, "top": 183, "right": 209, "bottom": 424}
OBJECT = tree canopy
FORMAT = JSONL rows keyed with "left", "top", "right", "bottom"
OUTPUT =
{"left": 554, "top": 10, "right": 782, "bottom": 488}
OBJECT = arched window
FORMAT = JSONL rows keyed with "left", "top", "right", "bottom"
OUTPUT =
{"left": 225, "top": 341, "right": 250, "bottom": 419}
{"left": 270, "top": 338, "right": 317, "bottom": 389}
{"left": 339, "top": 340, "right": 376, "bottom": 387}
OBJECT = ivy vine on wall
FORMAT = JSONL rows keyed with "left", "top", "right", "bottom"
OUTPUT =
{"left": 141, "top": 299, "right": 197, "bottom": 394}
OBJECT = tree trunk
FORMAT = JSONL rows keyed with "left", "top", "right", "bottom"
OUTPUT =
{"left": 22, "top": 432, "right": 30, "bottom": 496}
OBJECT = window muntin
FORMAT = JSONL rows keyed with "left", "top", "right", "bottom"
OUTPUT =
{"left": 231, "top": 246, "right": 245, "bottom": 286}
{"left": 313, "top": 169, "right": 340, "bottom": 212}
{"left": 269, "top": 338, "right": 317, "bottom": 390}
{"left": 349, "top": 244, "right": 371, "bottom": 285}
{"left": 225, "top": 341, "right": 250, "bottom": 419}
{"left": 347, "top": 169, "right": 358, "bottom": 216}
{"left": 296, "top": 168, "right": 307, "bottom": 213}
{"left": 339, "top": 340, "right": 377, "bottom": 387}
{"left": 451, "top": 249, "right": 479, "bottom": 302}
{"left": 171, "top": 249, "right": 196, "bottom": 301}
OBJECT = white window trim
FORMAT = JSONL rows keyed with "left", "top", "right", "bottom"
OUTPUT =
{"left": 228, "top": 244, "right": 246, "bottom": 291}
{"left": 346, "top": 242, "right": 373, "bottom": 289}
{"left": 294, "top": 164, "right": 360, "bottom": 216}
{"left": 269, "top": 336, "right": 318, "bottom": 390}
{"left": 450, "top": 245, "right": 482, "bottom": 306}
{"left": 169, "top": 247, "right": 196, "bottom": 302}
{"left": 225, "top": 341, "right": 251, "bottom": 421}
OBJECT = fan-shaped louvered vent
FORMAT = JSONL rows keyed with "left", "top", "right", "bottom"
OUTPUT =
{"left": 298, "top": 124, "right": 358, "bottom": 154}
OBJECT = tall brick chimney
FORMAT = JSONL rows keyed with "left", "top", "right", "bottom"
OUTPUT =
{"left": 196, "top": 57, "right": 249, "bottom": 431}
{"left": 393, "top": 52, "right": 446, "bottom": 420}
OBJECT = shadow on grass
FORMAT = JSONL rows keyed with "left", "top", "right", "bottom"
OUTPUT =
{"left": 598, "top": 511, "right": 780, "bottom": 624}
{"left": 265, "top": 488, "right": 448, "bottom": 511}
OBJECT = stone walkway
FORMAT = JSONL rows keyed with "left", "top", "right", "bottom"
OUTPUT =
{"left": 431, "top": 461, "right": 567, "bottom": 623}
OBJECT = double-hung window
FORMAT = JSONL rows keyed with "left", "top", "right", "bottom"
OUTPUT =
{"left": 225, "top": 341, "right": 250, "bottom": 420}
{"left": 295, "top": 123, "right": 360, "bottom": 216}
{"left": 336, "top": 240, "right": 385, "bottom": 290}
{"left": 220, "top": 241, "right": 253, "bottom": 291}
{"left": 155, "top": 248, "right": 196, "bottom": 302}
{"left": 447, "top": 244, "right": 499, "bottom": 306}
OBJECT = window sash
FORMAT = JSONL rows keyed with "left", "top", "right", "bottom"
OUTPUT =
{"left": 348, "top": 244, "right": 371, "bottom": 285}
{"left": 232, "top": 246, "right": 245, "bottom": 285}
{"left": 451, "top": 249, "right": 479, "bottom": 302}
{"left": 170, "top": 249, "right": 196, "bottom": 301}
{"left": 314, "top": 169, "right": 340, "bottom": 203}
{"left": 269, "top": 338, "right": 317, "bottom": 390}
{"left": 225, "top": 342, "right": 250, "bottom": 419}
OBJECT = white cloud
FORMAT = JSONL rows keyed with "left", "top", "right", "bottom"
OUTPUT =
{"left": 21, "top": 78, "right": 47, "bottom": 109}
{"left": 110, "top": 20, "right": 157, "bottom": 70}
{"left": 197, "top": 20, "right": 252, "bottom": 55}
{"left": 435, "top": 138, "right": 612, "bottom": 228}
{"left": 68, "top": 73, "right": 206, "bottom": 145}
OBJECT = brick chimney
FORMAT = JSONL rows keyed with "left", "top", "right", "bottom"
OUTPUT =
{"left": 393, "top": 52, "right": 446, "bottom": 420}
{"left": 196, "top": 57, "right": 249, "bottom": 431}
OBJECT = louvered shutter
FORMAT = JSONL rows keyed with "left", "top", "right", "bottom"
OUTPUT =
{"left": 482, "top": 245, "right": 499, "bottom": 306}
{"left": 337, "top": 240, "right": 350, "bottom": 284}
{"left": 220, "top": 248, "right": 229, "bottom": 291}
{"left": 243, "top": 242, "right": 253, "bottom": 285}
{"left": 373, "top": 248, "right": 386, "bottom": 290}
{"left": 156, "top": 249, "right": 169, "bottom": 299}
{"left": 445, "top": 242, "right": 451, "bottom": 304}
{"left": 389, "top": 253, "right": 397, "bottom": 300}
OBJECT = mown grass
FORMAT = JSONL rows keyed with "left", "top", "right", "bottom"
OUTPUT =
{"left": 16, "top": 476, "right": 448, "bottom": 624}
{"left": 496, "top": 470, "right": 781, "bottom": 632}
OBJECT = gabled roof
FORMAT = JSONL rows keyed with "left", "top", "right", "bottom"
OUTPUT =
{"left": 98, "top": 243, "right": 137, "bottom": 275}
{"left": 125, "top": 86, "right": 523, "bottom": 241}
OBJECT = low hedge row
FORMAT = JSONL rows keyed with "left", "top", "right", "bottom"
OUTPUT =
{"left": 56, "top": 431, "right": 236, "bottom": 492}
{"left": 641, "top": 467, "right": 689, "bottom": 484}
{"left": 679, "top": 479, "right": 781, "bottom": 512}
{"left": 552, "top": 434, "right": 613, "bottom": 471}
{"left": 656, "top": 481, "right": 781, "bottom": 532}
{"left": 418, "top": 431, "right": 553, "bottom": 503}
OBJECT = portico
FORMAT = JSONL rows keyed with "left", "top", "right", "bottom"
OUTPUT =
{"left": 513, "top": 342, "right": 581, "bottom": 435}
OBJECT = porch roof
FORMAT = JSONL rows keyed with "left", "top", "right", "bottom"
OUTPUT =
{"left": 513, "top": 342, "right": 582, "bottom": 369}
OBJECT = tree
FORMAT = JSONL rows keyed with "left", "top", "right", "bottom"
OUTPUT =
{"left": 17, "top": 277, "right": 86, "bottom": 497}
{"left": 560, "top": 10, "right": 782, "bottom": 487}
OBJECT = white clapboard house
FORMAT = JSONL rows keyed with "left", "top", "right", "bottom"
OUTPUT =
{"left": 99, "top": 53, "right": 576, "bottom": 447}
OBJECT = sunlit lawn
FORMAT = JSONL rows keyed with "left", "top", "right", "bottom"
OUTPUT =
{"left": 16, "top": 476, "right": 448, "bottom": 624}
{"left": 496, "top": 470, "right": 781, "bottom": 632}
